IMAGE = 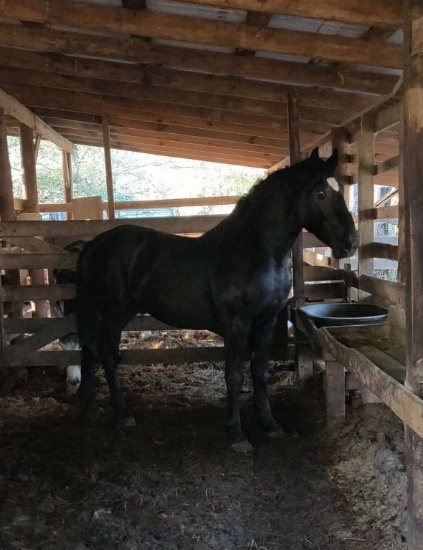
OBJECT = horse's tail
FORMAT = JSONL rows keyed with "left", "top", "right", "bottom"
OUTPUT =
{"left": 75, "top": 249, "right": 100, "bottom": 358}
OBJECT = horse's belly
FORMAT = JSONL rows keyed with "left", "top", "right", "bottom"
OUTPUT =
{"left": 135, "top": 281, "right": 219, "bottom": 332}
{"left": 145, "top": 302, "right": 218, "bottom": 331}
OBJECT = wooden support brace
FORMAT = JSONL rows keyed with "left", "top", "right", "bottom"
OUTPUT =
{"left": 323, "top": 349, "right": 346, "bottom": 430}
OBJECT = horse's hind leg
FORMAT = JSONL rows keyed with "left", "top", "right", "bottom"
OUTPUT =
{"left": 98, "top": 318, "right": 135, "bottom": 427}
{"left": 250, "top": 320, "right": 286, "bottom": 438}
{"left": 224, "top": 321, "right": 252, "bottom": 452}
{"left": 78, "top": 346, "right": 97, "bottom": 411}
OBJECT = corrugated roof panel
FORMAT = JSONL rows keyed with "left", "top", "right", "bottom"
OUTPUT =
{"left": 268, "top": 14, "right": 369, "bottom": 38}
{"left": 75, "top": 0, "right": 121, "bottom": 4}
{"left": 146, "top": 0, "right": 246, "bottom": 23}
{"left": 355, "top": 65, "right": 402, "bottom": 76}
{"left": 317, "top": 21, "right": 368, "bottom": 38}
{"left": 255, "top": 51, "right": 311, "bottom": 64}
{"left": 153, "top": 37, "right": 235, "bottom": 54}
{"left": 268, "top": 14, "right": 323, "bottom": 33}
{"left": 388, "top": 29, "right": 403, "bottom": 44}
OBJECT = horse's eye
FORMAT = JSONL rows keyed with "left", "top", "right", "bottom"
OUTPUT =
{"left": 317, "top": 190, "right": 326, "bottom": 200}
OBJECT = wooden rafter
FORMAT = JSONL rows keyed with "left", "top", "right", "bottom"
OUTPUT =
{"left": 0, "top": 66, "right": 375, "bottom": 116}
{"left": 1, "top": 0, "right": 401, "bottom": 31}
{"left": 0, "top": 88, "right": 73, "bottom": 152}
{"left": 0, "top": 28, "right": 398, "bottom": 97}
{"left": 0, "top": 0, "right": 402, "bottom": 68}
{"left": 164, "top": 0, "right": 401, "bottom": 28}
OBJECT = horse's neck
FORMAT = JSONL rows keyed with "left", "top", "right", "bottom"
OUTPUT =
{"left": 256, "top": 209, "right": 302, "bottom": 260}
{"left": 217, "top": 188, "right": 303, "bottom": 262}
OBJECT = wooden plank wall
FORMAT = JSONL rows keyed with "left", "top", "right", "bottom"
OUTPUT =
{"left": 0, "top": 217, "right": 296, "bottom": 368}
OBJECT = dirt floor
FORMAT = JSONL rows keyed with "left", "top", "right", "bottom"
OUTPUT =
{"left": 0, "top": 331, "right": 407, "bottom": 550}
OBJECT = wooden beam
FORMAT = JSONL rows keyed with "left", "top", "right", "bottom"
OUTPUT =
{"left": 361, "top": 205, "right": 399, "bottom": 220}
{"left": 19, "top": 124, "right": 39, "bottom": 213}
{"left": 2, "top": 83, "right": 347, "bottom": 132}
{"left": 54, "top": 129, "right": 285, "bottom": 165}
{"left": 0, "top": 28, "right": 398, "bottom": 97}
{"left": 102, "top": 118, "right": 115, "bottom": 220}
{"left": 357, "top": 114, "right": 376, "bottom": 280}
{"left": 62, "top": 150, "right": 72, "bottom": 221}
{"left": 375, "top": 101, "right": 402, "bottom": 133}
{"left": 360, "top": 242, "right": 398, "bottom": 261}
{"left": 39, "top": 195, "right": 241, "bottom": 214}
{"left": 376, "top": 155, "right": 399, "bottom": 174}
{"left": 288, "top": 94, "right": 304, "bottom": 308}
{"left": 62, "top": 138, "right": 274, "bottom": 169}
{"left": 172, "top": 0, "right": 402, "bottom": 29}
{"left": 0, "top": 88, "right": 72, "bottom": 152}
{"left": 0, "top": 1, "right": 403, "bottom": 69}
{"left": 351, "top": 274, "right": 404, "bottom": 308}
{"left": 0, "top": 64, "right": 377, "bottom": 116}
{"left": 0, "top": 73, "right": 359, "bottom": 125}
{"left": 64, "top": 135, "right": 283, "bottom": 168}
{"left": 403, "top": 3, "right": 423, "bottom": 546}
{"left": 44, "top": 116, "right": 295, "bottom": 152}
{"left": 0, "top": 109, "right": 15, "bottom": 221}
{"left": 36, "top": 107, "right": 326, "bottom": 144}
{"left": 331, "top": 127, "right": 350, "bottom": 268}
{"left": 50, "top": 121, "right": 286, "bottom": 157}
{"left": 0, "top": 217, "right": 228, "bottom": 238}
{"left": 288, "top": 93, "right": 310, "bottom": 379}
{"left": 374, "top": 187, "right": 399, "bottom": 207}
{"left": 318, "top": 327, "right": 423, "bottom": 441}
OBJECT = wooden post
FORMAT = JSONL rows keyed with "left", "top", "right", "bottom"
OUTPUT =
{"left": 331, "top": 127, "right": 351, "bottom": 270}
{"left": 397, "top": 109, "right": 406, "bottom": 290}
{"left": 403, "top": 3, "right": 423, "bottom": 548}
{"left": 287, "top": 94, "right": 312, "bottom": 379}
{"left": 357, "top": 114, "right": 375, "bottom": 295}
{"left": 0, "top": 109, "right": 16, "bottom": 221}
{"left": 102, "top": 117, "right": 115, "bottom": 220}
{"left": 0, "top": 109, "right": 21, "bottom": 319}
{"left": 20, "top": 124, "right": 39, "bottom": 214}
{"left": 288, "top": 93, "right": 303, "bottom": 308}
{"left": 323, "top": 350, "right": 345, "bottom": 430}
{"left": 62, "top": 150, "right": 73, "bottom": 221}
{"left": 19, "top": 124, "right": 49, "bottom": 318}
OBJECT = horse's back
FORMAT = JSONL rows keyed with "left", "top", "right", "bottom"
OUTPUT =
{"left": 77, "top": 225, "right": 220, "bottom": 330}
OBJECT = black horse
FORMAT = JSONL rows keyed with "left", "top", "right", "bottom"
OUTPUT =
{"left": 76, "top": 148, "right": 358, "bottom": 451}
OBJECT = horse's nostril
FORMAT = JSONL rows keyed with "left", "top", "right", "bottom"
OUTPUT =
{"left": 344, "top": 233, "right": 359, "bottom": 252}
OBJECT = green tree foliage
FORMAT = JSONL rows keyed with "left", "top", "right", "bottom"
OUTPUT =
{"left": 7, "top": 137, "right": 264, "bottom": 211}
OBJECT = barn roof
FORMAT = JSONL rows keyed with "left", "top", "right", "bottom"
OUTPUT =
{"left": 0, "top": 0, "right": 403, "bottom": 170}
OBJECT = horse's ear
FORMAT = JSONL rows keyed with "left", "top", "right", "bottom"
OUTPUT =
{"left": 310, "top": 147, "right": 320, "bottom": 162}
{"left": 325, "top": 148, "right": 338, "bottom": 175}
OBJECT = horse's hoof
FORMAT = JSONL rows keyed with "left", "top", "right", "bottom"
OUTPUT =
{"left": 231, "top": 439, "right": 254, "bottom": 453}
{"left": 267, "top": 427, "right": 287, "bottom": 440}
{"left": 66, "top": 383, "right": 80, "bottom": 396}
{"left": 117, "top": 415, "right": 137, "bottom": 431}
{"left": 123, "top": 415, "right": 137, "bottom": 428}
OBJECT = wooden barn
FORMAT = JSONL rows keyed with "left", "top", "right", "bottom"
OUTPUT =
{"left": 0, "top": 1, "right": 422, "bottom": 548}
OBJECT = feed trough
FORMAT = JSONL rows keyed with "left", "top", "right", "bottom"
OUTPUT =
{"left": 297, "top": 303, "right": 388, "bottom": 328}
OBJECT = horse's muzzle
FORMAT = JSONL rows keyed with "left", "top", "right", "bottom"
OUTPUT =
{"left": 334, "top": 231, "right": 359, "bottom": 259}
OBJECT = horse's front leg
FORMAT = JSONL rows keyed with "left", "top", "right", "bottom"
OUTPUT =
{"left": 250, "top": 319, "right": 286, "bottom": 438}
{"left": 99, "top": 318, "right": 136, "bottom": 428}
{"left": 224, "top": 320, "right": 252, "bottom": 452}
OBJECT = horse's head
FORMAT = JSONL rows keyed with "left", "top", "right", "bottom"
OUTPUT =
{"left": 301, "top": 148, "right": 358, "bottom": 259}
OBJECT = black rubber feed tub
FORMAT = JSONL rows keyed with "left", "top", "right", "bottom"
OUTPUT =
{"left": 298, "top": 303, "right": 388, "bottom": 328}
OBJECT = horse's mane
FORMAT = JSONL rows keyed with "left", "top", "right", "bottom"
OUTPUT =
{"left": 230, "top": 156, "right": 312, "bottom": 219}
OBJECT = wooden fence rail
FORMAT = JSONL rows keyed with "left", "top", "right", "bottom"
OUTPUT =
{"left": 0, "top": 218, "right": 295, "bottom": 368}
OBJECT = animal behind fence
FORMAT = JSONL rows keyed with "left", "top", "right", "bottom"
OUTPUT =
{"left": 76, "top": 148, "right": 358, "bottom": 451}
{"left": 52, "top": 240, "right": 87, "bottom": 392}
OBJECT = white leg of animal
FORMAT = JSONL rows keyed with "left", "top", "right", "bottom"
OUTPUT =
{"left": 66, "top": 365, "right": 81, "bottom": 392}
{"left": 60, "top": 335, "right": 81, "bottom": 393}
